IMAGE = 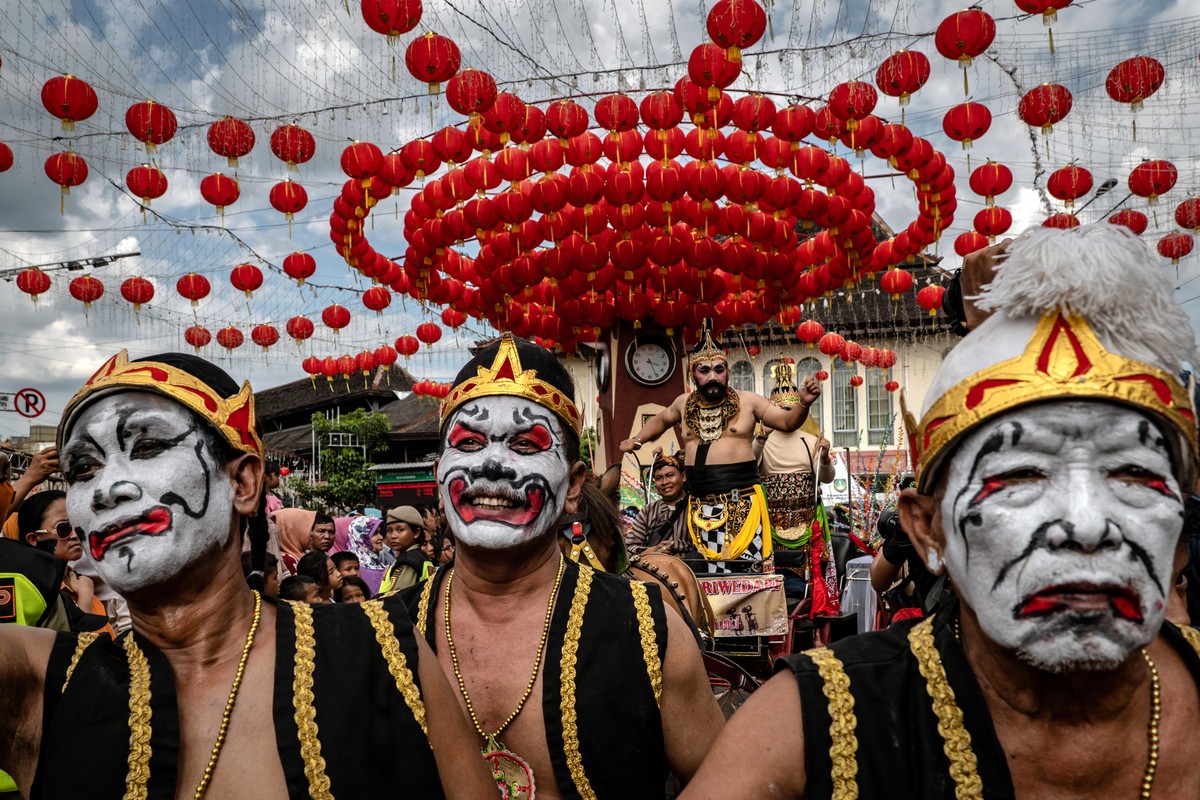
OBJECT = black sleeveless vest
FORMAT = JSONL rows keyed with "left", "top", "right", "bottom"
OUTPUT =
{"left": 33, "top": 596, "right": 444, "bottom": 799}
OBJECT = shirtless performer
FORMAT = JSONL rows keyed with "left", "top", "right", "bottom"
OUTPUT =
{"left": 683, "top": 224, "right": 1200, "bottom": 798}
{"left": 400, "top": 334, "right": 723, "bottom": 799}
{"left": 0, "top": 351, "right": 493, "bottom": 799}
{"left": 620, "top": 323, "right": 820, "bottom": 574}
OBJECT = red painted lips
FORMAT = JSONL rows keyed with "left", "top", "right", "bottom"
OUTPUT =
{"left": 1017, "top": 583, "right": 1143, "bottom": 623}
{"left": 448, "top": 478, "right": 544, "bottom": 527}
{"left": 89, "top": 506, "right": 173, "bottom": 560}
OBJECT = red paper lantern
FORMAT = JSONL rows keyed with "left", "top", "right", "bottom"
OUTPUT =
{"left": 849, "top": 375, "right": 864, "bottom": 388}
{"left": 126, "top": 164, "right": 168, "bottom": 206}
{"left": 688, "top": 42, "right": 740, "bottom": 102}
{"left": 1158, "top": 232, "right": 1194, "bottom": 264}
{"left": 1128, "top": 160, "right": 1177, "bottom": 204}
{"left": 1108, "top": 209, "right": 1148, "bottom": 235}
{"left": 322, "top": 304, "right": 351, "bottom": 331}
{"left": 1017, "top": 84, "right": 1072, "bottom": 136}
{"left": 885, "top": 380, "right": 900, "bottom": 393}
{"left": 120, "top": 276, "right": 154, "bottom": 310}
{"left": 125, "top": 101, "right": 177, "bottom": 152}
{"left": 69, "top": 275, "right": 104, "bottom": 309}
{"left": 362, "top": 286, "right": 392, "bottom": 315}
{"left": 916, "top": 284, "right": 946, "bottom": 316}
{"left": 595, "top": 94, "right": 640, "bottom": 133}
{"left": 817, "top": 332, "right": 845, "bottom": 356}
{"left": 954, "top": 230, "right": 989, "bottom": 257}
{"left": 1106, "top": 56, "right": 1164, "bottom": 139}
{"left": 44, "top": 152, "right": 88, "bottom": 211}
{"left": 1014, "top": 0, "right": 1072, "bottom": 52}
{"left": 815, "top": 370, "right": 830, "bottom": 382}
{"left": 942, "top": 102, "right": 991, "bottom": 149}
{"left": 416, "top": 321, "right": 442, "bottom": 347}
{"left": 340, "top": 141, "right": 383, "bottom": 179}
{"left": 934, "top": 9, "right": 996, "bottom": 93}
{"left": 185, "top": 325, "right": 211, "bottom": 352}
{"left": 828, "top": 80, "right": 878, "bottom": 123}
{"left": 41, "top": 75, "right": 98, "bottom": 131}
{"left": 1046, "top": 165, "right": 1093, "bottom": 207}
{"left": 1175, "top": 198, "right": 1200, "bottom": 231}
{"left": 16, "top": 268, "right": 51, "bottom": 303}
{"left": 706, "top": 0, "right": 767, "bottom": 61}
{"left": 772, "top": 104, "right": 814, "bottom": 144}
{"left": 877, "top": 349, "right": 897, "bottom": 369}
{"left": 230, "top": 263, "right": 263, "bottom": 297}
{"left": 270, "top": 123, "right": 316, "bottom": 169}
{"left": 362, "top": 0, "right": 422, "bottom": 39}
{"left": 355, "top": 351, "right": 379, "bottom": 385}
{"left": 376, "top": 344, "right": 399, "bottom": 366}
{"left": 974, "top": 206, "right": 1013, "bottom": 241}
{"left": 969, "top": 161, "right": 1012, "bottom": 206}
{"left": 1042, "top": 212, "right": 1080, "bottom": 229}
{"left": 283, "top": 252, "right": 316, "bottom": 286}
{"left": 216, "top": 326, "right": 244, "bottom": 351}
{"left": 875, "top": 50, "right": 931, "bottom": 111}
{"left": 0, "top": 142, "right": 12, "bottom": 172}
{"left": 269, "top": 180, "right": 307, "bottom": 228}
{"left": 395, "top": 334, "right": 420, "bottom": 357}
{"left": 286, "top": 315, "right": 315, "bottom": 344}
{"left": 879, "top": 268, "right": 914, "bottom": 299}
{"left": 405, "top": 32, "right": 461, "bottom": 93}
{"left": 251, "top": 324, "right": 280, "bottom": 352}
{"left": 200, "top": 173, "right": 240, "bottom": 217}
{"left": 441, "top": 307, "right": 467, "bottom": 328}
{"left": 176, "top": 272, "right": 211, "bottom": 307}
{"left": 207, "top": 117, "right": 255, "bottom": 168}
{"left": 840, "top": 341, "right": 863, "bottom": 363}
{"left": 446, "top": 69, "right": 498, "bottom": 119}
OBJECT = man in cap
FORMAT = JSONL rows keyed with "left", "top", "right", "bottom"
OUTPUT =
{"left": 401, "top": 333, "right": 722, "bottom": 799}
{"left": 0, "top": 351, "right": 493, "bottom": 798}
{"left": 620, "top": 323, "right": 821, "bottom": 574}
{"left": 683, "top": 224, "right": 1200, "bottom": 797}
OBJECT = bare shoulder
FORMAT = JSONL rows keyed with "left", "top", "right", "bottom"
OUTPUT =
{"left": 737, "top": 389, "right": 768, "bottom": 412}
{"left": 0, "top": 625, "right": 59, "bottom": 791}
{"left": 679, "top": 669, "right": 806, "bottom": 799}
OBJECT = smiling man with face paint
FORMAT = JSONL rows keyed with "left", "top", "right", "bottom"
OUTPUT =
{"left": 397, "top": 333, "right": 723, "bottom": 799}
{"left": 0, "top": 351, "right": 494, "bottom": 800}
{"left": 682, "top": 224, "right": 1200, "bottom": 799}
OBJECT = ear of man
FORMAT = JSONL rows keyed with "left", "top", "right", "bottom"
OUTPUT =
{"left": 563, "top": 461, "right": 589, "bottom": 515}
{"left": 228, "top": 453, "right": 265, "bottom": 517}
{"left": 898, "top": 487, "right": 946, "bottom": 573}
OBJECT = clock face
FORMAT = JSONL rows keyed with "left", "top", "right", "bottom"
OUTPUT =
{"left": 626, "top": 339, "right": 675, "bottom": 386}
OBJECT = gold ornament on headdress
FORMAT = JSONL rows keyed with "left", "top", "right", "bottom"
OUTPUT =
{"left": 769, "top": 359, "right": 801, "bottom": 407}
{"left": 441, "top": 333, "right": 582, "bottom": 435}
{"left": 688, "top": 321, "right": 727, "bottom": 368}
{"left": 58, "top": 350, "right": 264, "bottom": 456}
{"left": 908, "top": 312, "right": 1198, "bottom": 491}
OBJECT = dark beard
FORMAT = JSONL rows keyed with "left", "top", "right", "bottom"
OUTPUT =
{"left": 698, "top": 381, "right": 727, "bottom": 403}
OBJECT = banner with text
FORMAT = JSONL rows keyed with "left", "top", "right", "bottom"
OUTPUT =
{"left": 699, "top": 574, "right": 788, "bottom": 638}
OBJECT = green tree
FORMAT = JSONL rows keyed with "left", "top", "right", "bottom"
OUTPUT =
{"left": 304, "top": 409, "right": 391, "bottom": 511}
{"left": 579, "top": 425, "right": 598, "bottom": 471}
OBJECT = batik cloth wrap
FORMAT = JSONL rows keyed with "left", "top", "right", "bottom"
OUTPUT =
{"left": 762, "top": 471, "right": 817, "bottom": 546}
{"left": 684, "top": 461, "right": 771, "bottom": 575}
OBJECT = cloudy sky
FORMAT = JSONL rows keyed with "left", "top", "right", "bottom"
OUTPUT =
{"left": 0, "top": 0, "right": 1198, "bottom": 442}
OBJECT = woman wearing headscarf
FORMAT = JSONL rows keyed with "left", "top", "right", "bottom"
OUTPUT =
{"left": 272, "top": 507, "right": 315, "bottom": 577}
{"left": 346, "top": 514, "right": 387, "bottom": 595}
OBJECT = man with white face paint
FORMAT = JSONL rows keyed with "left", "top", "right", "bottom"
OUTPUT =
{"left": 398, "top": 333, "right": 723, "bottom": 799}
{"left": 0, "top": 351, "right": 494, "bottom": 800}
{"left": 682, "top": 224, "right": 1200, "bottom": 798}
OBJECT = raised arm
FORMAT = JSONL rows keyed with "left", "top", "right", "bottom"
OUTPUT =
{"left": 7, "top": 447, "right": 60, "bottom": 519}
{"left": 0, "top": 625, "right": 57, "bottom": 796}
{"left": 758, "top": 377, "right": 821, "bottom": 433}
{"left": 620, "top": 396, "right": 685, "bottom": 454}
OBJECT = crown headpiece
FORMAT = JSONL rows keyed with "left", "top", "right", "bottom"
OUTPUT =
{"left": 441, "top": 333, "right": 581, "bottom": 435}
{"left": 908, "top": 312, "right": 1197, "bottom": 491}
{"left": 689, "top": 319, "right": 727, "bottom": 365}
{"left": 769, "top": 358, "right": 800, "bottom": 406}
{"left": 59, "top": 350, "right": 263, "bottom": 456}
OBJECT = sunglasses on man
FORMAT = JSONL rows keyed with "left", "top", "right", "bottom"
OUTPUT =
{"left": 32, "top": 521, "right": 75, "bottom": 539}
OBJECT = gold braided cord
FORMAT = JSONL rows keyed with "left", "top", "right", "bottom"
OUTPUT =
{"left": 416, "top": 576, "right": 435, "bottom": 637}
{"left": 560, "top": 565, "right": 596, "bottom": 800}
{"left": 1177, "top": 623, "right": 1200, "bottom": 659}
{"left": 629, "top": 581, "right": 663, "bottom": 707}
{"left": 908, "top": 617, "right": 984, "bottom": 800}
{"left": 361, "top": 600, "right": 429, "bottom": 737}
{"left": 289, "top": 601, "right": 332, "bottom": 800}
{"left": 804, "top": 647, "right": 859, "bottom": 800}
{"left": 62, "top": 631, "right": 101, "bottom": 694}
{"left": 122, "top": 634, "right": 153, "bottom": 800}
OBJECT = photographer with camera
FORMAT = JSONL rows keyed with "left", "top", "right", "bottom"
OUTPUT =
{"left": 870, "top": 507, "right": 949, "bottom": 622}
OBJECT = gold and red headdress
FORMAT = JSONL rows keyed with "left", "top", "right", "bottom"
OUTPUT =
{"left": 58, "top": 350, "right": 264, "bottom": 457}
{"left": 906, "top": 224, "right": 1198, "bottom": 492}
{"left": 440, "top": 333, "right": 581, "bottom": 435}
{"left": 688, "top": 319, "right": 728, "bottom": 367}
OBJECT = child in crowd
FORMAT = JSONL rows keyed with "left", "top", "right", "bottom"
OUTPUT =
{"left": 335, "top": 575, "right": 371, "bottom": 604}
{"left": 279, "top": 574, "right": 320, "bottom": 603}
{"left": 331, "top": 551, "right": 359, "bottom": 579}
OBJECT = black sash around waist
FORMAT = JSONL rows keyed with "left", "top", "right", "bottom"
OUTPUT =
{"left": 685, "top": 459, "right": 760, "bottom": 496}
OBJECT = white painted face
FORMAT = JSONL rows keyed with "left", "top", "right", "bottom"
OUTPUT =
{"left": 439, "top": 397, "right": 572, "bottom": 550}
{"left": 940, "top": 401, "right": 1184, "bottom": 672}
{"left": 61, "top": 392, "right": 236, "bottom": 594}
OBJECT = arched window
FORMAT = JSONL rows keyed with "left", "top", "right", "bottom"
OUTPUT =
{"left": 795, "top": 357, "right": 823, "bottom": 432}
{"left": 730, "top": 360, "right": 755, "bottom": 392}
{"left": 867, "top": 367, "right": 894, "bottom": 445}
{"left": 762, "top": 358, "right": 781, "bottom": 393}
{"left": 832, "top": 360, "right": 859, "bottom": 448}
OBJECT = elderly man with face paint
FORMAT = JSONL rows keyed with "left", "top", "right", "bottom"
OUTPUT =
{"left": 621, "top": 324, "right": 821, "bottom": 574}
{"left": 0, "top": 351, "right": 495, "bottom": 800}
{"left": 396, "top": 333, "right": 723, "bottom": 800}
{"left": 681, "top": 224, "right": 1200, "bottom": 799}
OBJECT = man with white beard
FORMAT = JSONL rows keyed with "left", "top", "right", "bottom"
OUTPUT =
{"left": 398, "top": 333, "right": 722, "bottom": 799}
{"left": 681, "top": 224, "right": 1200, "bottom": 798}
{"left": 0, "top": 351, "right": 494, "bottom": 799}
